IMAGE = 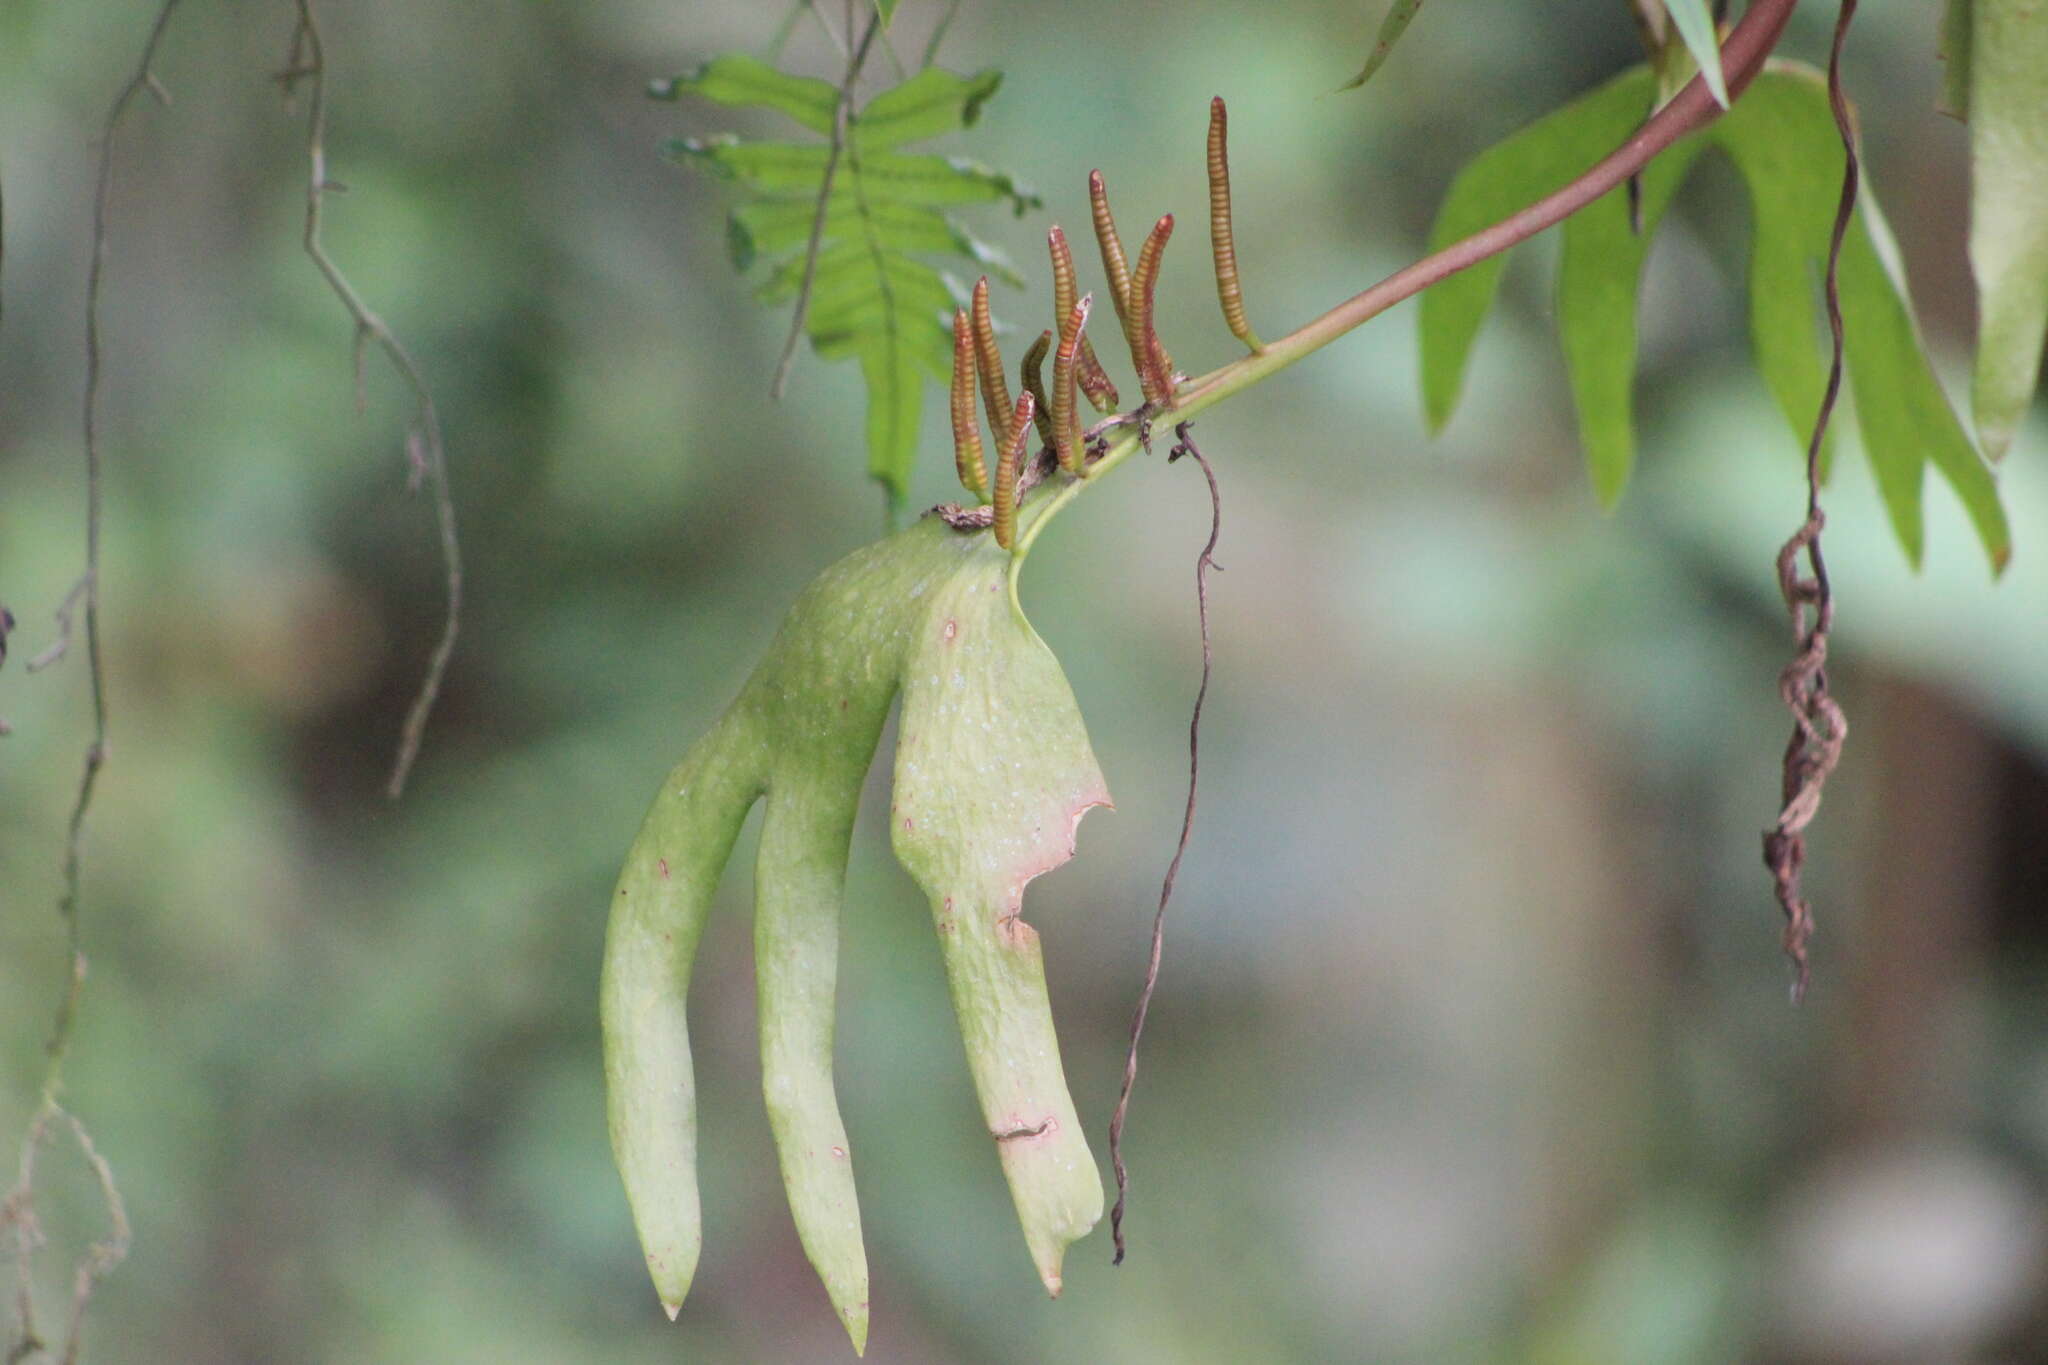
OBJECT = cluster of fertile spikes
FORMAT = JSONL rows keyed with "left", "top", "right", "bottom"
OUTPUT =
{"left": 950, "top": 97, "right": 1261, "bottom": 550}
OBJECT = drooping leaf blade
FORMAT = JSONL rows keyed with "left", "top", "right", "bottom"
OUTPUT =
{"left": 1965, "top": 0, "right": 2048, "bottom": 459}
{"left": 1558, "top": 113, "right": 1705, "bottom": 505}
{"left": 852, "top": 66, "right": 1003, "bottom": 149}
{"left": 1340, "top": 0, "right": 1425, "bottom": 91}
{"left": 1419, "top": 69, "right": 1668, "bottom": 434}
{"left": 1660, "top": 0, "right": 1732, "bottom": 108}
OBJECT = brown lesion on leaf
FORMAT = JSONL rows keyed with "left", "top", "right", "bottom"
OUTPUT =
{"left": 991, "top": 1117, "right": 1056, "bottom": 1142}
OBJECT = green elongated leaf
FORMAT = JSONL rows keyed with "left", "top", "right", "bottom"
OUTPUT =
{"left": 1711, "top": 66, "right": 2010, "bottom": 571}
{"left": 659, "top": 61, "right": 1034, "bottom": 504}
{"left": 852, "top": 66, "right": 1003, "bottom": 150}
{"left": 875, "top": 0, "right": 899, "bottom": 24}
{"left": 604, "top": 513, "right": 1108, "bottom": 1346}
{"left": 1849, "top": 197, "right": 2012, "bottom": 568}
{"left": 1966, "top": 0, "right": 2048, "bottom": 459}
{"left": 1660, "top": 0, "right": 1731, "bottom": 108}
{"left": 1419, "top": 61, "right": 2010, "bottom": 569}
{"left": 1559, "top": 113, "right": 1705, "bottom": 505}
{"left": 651, "top": 54, "right": 837, "bottom": 133}
{"left": 1419, "top": 69, "right": 1666, "bottom": 434}
{"left": 1341, "top": 0, "right": 1425, "bottom": 91}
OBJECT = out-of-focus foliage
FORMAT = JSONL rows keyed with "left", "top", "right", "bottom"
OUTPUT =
{"left": 1421, "top": 62, "right": 2010, "bottom": 572}
{"left": 3, "top": 3, "right": 2046, "bottom": 1362}
{"left": 656, "top": 55, "right": 1036, "bottom": 508}
{"left": 1946, "top": 0, "right": 2048, "bottom": 460}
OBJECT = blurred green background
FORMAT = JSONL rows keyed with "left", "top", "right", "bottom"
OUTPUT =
{"left": 5, "top": 2, "right": 2046, "bottom": 1361}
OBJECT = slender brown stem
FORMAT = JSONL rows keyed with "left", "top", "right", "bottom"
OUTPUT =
{"left": 5, "top": 11, "right": 180, "bottom": 1360}
{"left": 284, "top": 0, "right": 464, "bottom": 799}
{"left": 1109, "top": 422, "right": 1221, "bottom": 1264}
{"left": 769, "top": 9, "right": 881, "bottom": 400}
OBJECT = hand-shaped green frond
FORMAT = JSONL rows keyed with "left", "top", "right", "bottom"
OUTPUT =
{"left": 1418, "top": 62, "right": 2011, "bottom": 572}
{"left": 656, "top": 57, "right": 1039, "bottom": 503}
{"left": 602, "top": 513, "right": 1105, "bottom": 1352}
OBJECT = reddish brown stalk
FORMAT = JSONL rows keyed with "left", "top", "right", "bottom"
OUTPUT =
{"left": 950, "top": 309, "right": 989, "bottom": 501}
{"left": 1020, "top": 329, "right": 1056, "bottom": 448}
{"left": 1207, "top": 97, "right": 1258, "bottom": 350}
{"left": 991, "top": 391, "right": 1034, "bottom": 550}
{"left": 1049, "top": 224, "right": 1077, "bottom": 329}
{"left": 1076, "top": 337, "right": 1121, "bottom": 413}
{"left": 1090, "top": 172, "right": 1140, "bottom": 351}
{"left": 971, "top": 275, "right": 1013, "bottom": 448}
{"left": 1129, "top": 214, "right": 1176, "bottom": 404}
{"left": 1052, "top": 295, "right": 1092, "bottom": 473}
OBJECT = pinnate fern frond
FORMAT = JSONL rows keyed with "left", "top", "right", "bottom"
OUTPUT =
{"left": 655, "top": 56, "right": 1040, "bottom": 509}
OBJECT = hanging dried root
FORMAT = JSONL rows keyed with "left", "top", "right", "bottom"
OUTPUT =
{"left": 971, "top": 275, "right": 1013, "bottom": 448}
{"left": 992, "top": 391, "right": 1035, "bottom": 550}
{"left": 1763, "top": 0, "right": 1859, "bottom": 1004}
{"left": 1052, "top": 295, "right": 1093, "bottom": 473}
{"left": 1207, "top": 97, "right": 1260, "bottom": 351}
{"left": 1130, "top": 214, "right": 1178, "bottom": 405}
{"left": 950, "top": 309, "right": 990, "bottom": 503}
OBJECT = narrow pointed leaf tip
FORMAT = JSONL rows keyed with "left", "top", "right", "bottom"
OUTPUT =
{"left": 1661, "top": 0, "right": 1732, "bottom": 108}
{"left": 661, "top": 58, "right": 1034, "bottom": 502}
{"left": 605, "top": 517, "right": 1107, "bottom": 1340}
{"left": 1341, "top": 0, "right": 1426, "bottom": 92}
